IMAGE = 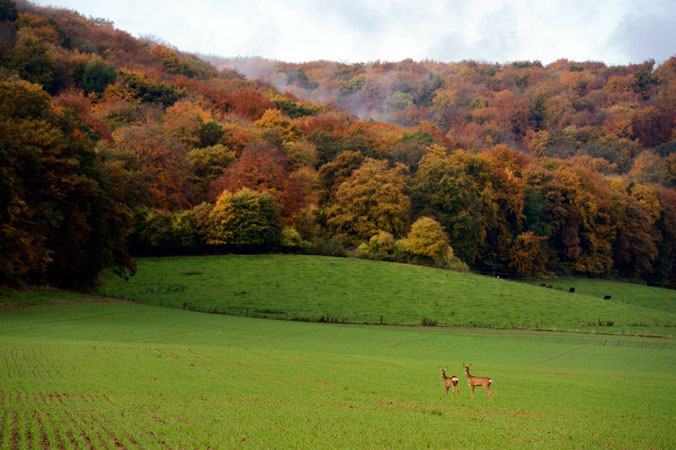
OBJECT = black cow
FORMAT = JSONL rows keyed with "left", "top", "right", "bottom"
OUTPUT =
{"left": 569, "top": 287, "right": 575, "bottom": 293}
{"left": 604, "top": 295, "right": 612, "bottom": 300}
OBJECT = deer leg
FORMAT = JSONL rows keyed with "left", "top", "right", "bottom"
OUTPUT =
{"left": 445, "top": 386, "right": 449, "bottom": 396}
{"left": 471, "top": 385, "right": 475, "bottom": 398}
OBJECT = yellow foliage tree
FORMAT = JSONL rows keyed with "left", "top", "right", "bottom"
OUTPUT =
{"left": 324, "top": 159, "right": 410, "bottom": 244}
{"left": 207, "top": 188, "right": 282, "bottom": 248}
{"left": 403, "top": 217, "right": 453, "bottom": 265}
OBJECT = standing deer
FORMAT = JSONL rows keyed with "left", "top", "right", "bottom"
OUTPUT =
{"left": 439, "top": 367, "right": 459, "bottom": 397}
{"left": 463, "top": 363, "right": 492, "bottom": 399}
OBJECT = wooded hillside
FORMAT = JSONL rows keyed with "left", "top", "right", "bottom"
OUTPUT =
{"left": 1, "top": 0, "right": 675, "bottom": 288}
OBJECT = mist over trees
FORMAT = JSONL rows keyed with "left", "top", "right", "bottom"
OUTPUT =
{"left": 1, "top": 1, "right": 675, "bottom": 288}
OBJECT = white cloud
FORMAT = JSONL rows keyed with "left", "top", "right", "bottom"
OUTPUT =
{"left": 30, "top": 0, "right": 676, "bottom": 65}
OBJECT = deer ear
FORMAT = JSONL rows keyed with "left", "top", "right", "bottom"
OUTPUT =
{"left": 444, "top": 367, "right": 447, "bottom": 371}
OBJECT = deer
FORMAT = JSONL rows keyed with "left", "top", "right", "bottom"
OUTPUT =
{"left": 439, "top": 367, "right": 459, "bottom": 397}
{"left": 463, "top": 363, "right": 492, "bottom": 399}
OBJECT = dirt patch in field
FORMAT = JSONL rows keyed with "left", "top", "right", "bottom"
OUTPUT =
{"left": 550, "top": 371, "right": 581, "bottom": 377}
{"left": 0, "top": 303, "right": 30, "bottom": 313}
{"left": 33, "top": 411, "right": 49, "bottom": 450}
{"left": 152, "top": 348, "right": 175, "bottom": 359}
{"left": 11, "top": 410, "right": 19, "bottom": 449}
{"left": 186, "top": 349, "right": 216, "bottom": 360}
{"left": 0, "top": 296, "right": 134, "bottom": 313}
{"left": 533, "top": 345, "right": 588, "bottom": 364}
{"left": 298, "top": 376, "right": 337, "bottom": 386}
{"left": 186, "top": 349, "right": 263, "bottom": 371}
{"left": 43, "top": 410, "right": 68, "bottom": 449}
{"left": 227, "top": 361, "right": 265, "bottom": 372}
{"left": 513, "top": 409, "right": 544, "bottom": 419}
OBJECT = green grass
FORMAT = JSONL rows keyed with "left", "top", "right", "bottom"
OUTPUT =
{"left": 98, "top": 254, "right": 676, "bottom": 336}
{"left": 526, "top": 277, "right": 676, "bottom": 313}
{"left": 0, "top": 295, "right": 675, "bottom": 448}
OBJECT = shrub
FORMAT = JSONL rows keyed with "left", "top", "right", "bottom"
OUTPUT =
{"left": 280, "top": 226, "right": 307, "bottom": 251}
{"left": 309, "top": 237, "right": 347, "bottom": 257}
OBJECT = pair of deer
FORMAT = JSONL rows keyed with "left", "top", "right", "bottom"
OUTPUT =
{"left": 440, "top": 364, "right": 493, "bottom": 399}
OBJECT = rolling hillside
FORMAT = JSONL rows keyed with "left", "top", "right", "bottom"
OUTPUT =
{"left": 98, "top": 254, "right": 676, "bottom": 336}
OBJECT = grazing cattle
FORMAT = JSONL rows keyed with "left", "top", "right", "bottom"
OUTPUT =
{"left": 569, "top": 287, "right": 575, "bottom": 293}
{"left": 604, "top": 295, "right": 612, "bottom": 300}
{"left": 540, "top": 283, "right": 546, "bottom": 287}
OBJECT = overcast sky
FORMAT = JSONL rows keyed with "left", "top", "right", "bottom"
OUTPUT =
{"left": 32, "top": 0, "right": 676, "bottom": 66}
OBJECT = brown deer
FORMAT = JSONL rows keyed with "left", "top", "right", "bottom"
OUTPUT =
{"left": 439, "top": 367, "right": 459, "bottom": 397}
{"left": 463, "top": 363, "right": 492, "bottom": 399}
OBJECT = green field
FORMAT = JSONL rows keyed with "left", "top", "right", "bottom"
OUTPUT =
{"left": 526, "top": 277, "right": 676, "bottom": 313}
{"left": 0, "top": 293, "right": 675, "bottom": 448}
{"left": 99, "top": 254, "right": 676, "bottom": 336}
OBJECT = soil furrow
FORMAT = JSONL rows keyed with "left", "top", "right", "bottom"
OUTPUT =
{"left": 43, "top": 410, "right": 69, "bottom": 450}
{"left": 87, "top": 412, "right": 127, "bottom": 449}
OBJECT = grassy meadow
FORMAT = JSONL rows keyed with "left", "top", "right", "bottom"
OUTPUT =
{"left": 99, "top": 254, "right": 676, "bottom": 336}
{"left": 526, "top": 277, "right": 676, "bottom": 313}
{"left": 1, "top": 293, "right": 675, "bottom": 448}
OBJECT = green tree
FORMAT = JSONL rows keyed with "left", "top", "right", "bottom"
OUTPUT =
{"left": 198, "top": 121, "right": 225, "bottom": 148}
{"left": 410, "top": 151, "right": 486, "bottom": 265}
{"left": 187, "top": 144, "right": 235, "bottom": 198}
{"left": 7, "top": 29, "right": 55, "bottom": 91}
{"left": 82, "top": 57, "right": 117, "bottom": 94}
{"left": 0, "top": 0, "right": 18, "bottom": 22}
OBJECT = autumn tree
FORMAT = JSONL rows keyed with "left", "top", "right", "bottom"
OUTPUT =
{"left": 0, "top": 80, "right": 133, "bottom": 287}
{"left": 612, "top": 194, "right": 658, "bottom": 279}
{"left": 207, "top": 188, "right": 282, "bottom": 248}
{"left": 112, "top": 124, "right": 195, "bottom": 210}
{"left": 324, "top": 158, "right": 410, "bottom": 244}
{"left": 410, "top": 150, "right": 489, "bottom": 266}
{"left": 402, "top": 217, "right": 454, "bottom": 266}
{"left": 209, "top": 141, "right": 304, "bottom": 223}
{"left": 507, "top": 232, "right": 549, "bottom": 276}
{"left": 317, "top": 150, "right": 364, "bottom": 207}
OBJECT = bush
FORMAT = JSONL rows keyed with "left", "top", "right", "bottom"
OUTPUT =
{"left": 280, "top": 226, "right": 307, "bottom": 251}
{"left": 309, "top": 237, "right": 347, "bottom": 257}
{"left": 356, "top": 230, "right": 408, "bottom": 262}
{"left": 129, "top": 207, "right": 201, "bottom": 253}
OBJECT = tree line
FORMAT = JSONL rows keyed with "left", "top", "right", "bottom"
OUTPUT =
{"left": 1, "top": 1, "right": 675, "bottom": 288}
